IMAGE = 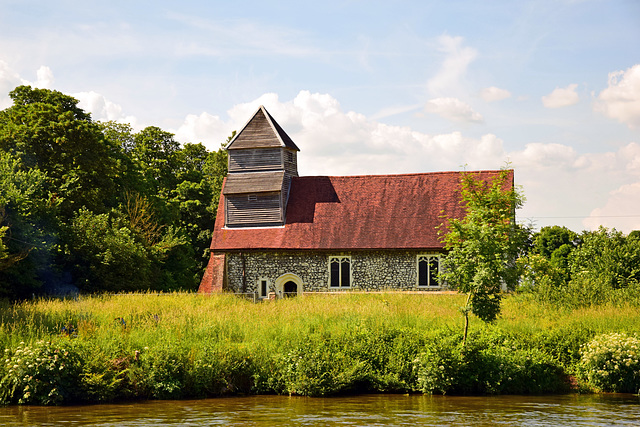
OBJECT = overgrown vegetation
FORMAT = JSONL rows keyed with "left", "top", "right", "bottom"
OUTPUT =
{"left": 517, "top": 226, "right": 640, "bottom": 308}
{"left": 0, "top": 293, "right": 639, "bottom": 405}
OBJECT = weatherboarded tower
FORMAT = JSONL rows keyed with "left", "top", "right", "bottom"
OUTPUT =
{"left": 223, "top": 106, "right": 300, "bottom": 228}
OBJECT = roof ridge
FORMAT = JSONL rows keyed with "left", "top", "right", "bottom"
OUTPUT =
{"left": 294, "top": 169, "right": 510, "bottom": 179}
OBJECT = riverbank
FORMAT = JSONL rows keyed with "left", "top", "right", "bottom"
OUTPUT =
{"left": 1, "top": 293, "right": 639, "bottom": 404}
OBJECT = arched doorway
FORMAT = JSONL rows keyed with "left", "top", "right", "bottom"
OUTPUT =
{"left": 275, "top": 273, "right": 303, "bottom": 298}
{"left": 283, "top": 281, "right": 298, "bottom": 297}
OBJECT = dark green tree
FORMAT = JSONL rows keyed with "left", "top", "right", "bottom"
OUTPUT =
{"left": 0, "top": 84, "right": 232, "bottom": 296}
{"left": 0, "top": 151, "right": 56, "bottom": 297}
{"left": 439, "top": 169, "right": 529, "bottom": 346}
{"left": 132, "top": 126, "right": 182, "bottom": 198}
{"left": 0, "top": 86, "right": 119, "bottom": 217}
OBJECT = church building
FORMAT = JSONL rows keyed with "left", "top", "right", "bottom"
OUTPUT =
{"left": 198, "top": 106, "right": 513, "bottom": 297}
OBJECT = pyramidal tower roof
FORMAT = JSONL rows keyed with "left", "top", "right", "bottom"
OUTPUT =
{"left": 226, "top": 105, "right": 300, "bottom": 151}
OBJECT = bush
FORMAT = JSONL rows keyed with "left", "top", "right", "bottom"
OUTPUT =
{"left": 136, "top": 347, "right": 188, "bottom": 399}
{"left": 415, "top": 331, "right": 567, "bottom": 395}
{"left": 79, "top": 346, "right": 138, "bottom": 403}
{"left": 578, "top": 333, "right": 640, "bottom": 393}
{"left": 185, "top": 346, "right": 256, "bottom": 397}
{"left": 0, "top": 340, "right": 82, "bottom": 405}
{"left": 279, "top": 335, "right": 369, "bottom": 396}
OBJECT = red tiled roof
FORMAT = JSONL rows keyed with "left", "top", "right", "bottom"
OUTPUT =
{"left": 210, "top": 170, "right": 513, "bottom": 251}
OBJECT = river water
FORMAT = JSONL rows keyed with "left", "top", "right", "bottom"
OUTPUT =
{"left": 1, "top": 394, "right": 638, "bottom": 426}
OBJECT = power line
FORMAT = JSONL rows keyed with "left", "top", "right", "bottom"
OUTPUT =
{"left": 523, "top": 215, "right": 640, "bottom": 219}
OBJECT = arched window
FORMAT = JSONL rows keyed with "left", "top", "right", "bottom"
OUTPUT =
{"left": 417, "top": 254, "right": 440, "bottom": 287}
{"left": 329, "top": 256, "right": 351, "bottom": 288}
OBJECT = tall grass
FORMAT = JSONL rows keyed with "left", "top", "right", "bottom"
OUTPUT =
{"left": 0, "top": 292, "right": 638, "bottom": 404}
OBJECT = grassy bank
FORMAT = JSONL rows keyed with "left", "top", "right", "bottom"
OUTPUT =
{"left": 1, "top": 293, "right": 639, "bottom": 404}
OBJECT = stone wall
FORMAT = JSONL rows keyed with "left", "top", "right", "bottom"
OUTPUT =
{"left": 224, "top": 250, "right": 444, "bottom": 294}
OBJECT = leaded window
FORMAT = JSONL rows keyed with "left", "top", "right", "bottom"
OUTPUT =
{"left": 418, "top": 255, "right": 440, "bottom": 287}
{"left": 329, "top": 256, "right": 351, "bottom": 288}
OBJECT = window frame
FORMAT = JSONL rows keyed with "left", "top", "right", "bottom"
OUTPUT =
{"left": 328, "top": 255, "right": 352, "bottom": 288}
{"left": 417, "top": 254, "right": 441, "bottom": 288}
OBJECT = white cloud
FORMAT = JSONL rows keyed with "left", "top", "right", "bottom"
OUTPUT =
{"left": 424, "top": 97, "right": 483, "bottom": 123}
{"left": 511, "top": 142, "right": 578, "bottom": 168}
{"left": 34, "top": 66, "right": 54, "bottom": 88}
{"left": 584, "top": 182, "right": 640, "bottom": 232}
{"left": 427, "top": 35, "right": 477, "bottom": 97}
{"left": 370, "top": 104, "right": 423, "bottom": 121}
{"left": 0, "top": 60, "right": 23, "bottom": 109}
{"left": 513, "top": 140, "right": 640, "bottom": 233}
{"left": 542, "top": 83, "right": 580, "bottom": 108}
{"left": 480, "top": 86, "right": 511, "bottom": 102}
{"left": 174, "top": 112, "right": 231, "bottom": 147}
{"left": 0, "top": 62, "right": 55, "bottom": 107}
{"left": 74, "top": 91, "right": 142, "bottom": 130}
{"left": 75, "top": 91, "right": 123, "bottom": 120}
{"left": 594, "top": 64, "right": 640, "bottom": 129}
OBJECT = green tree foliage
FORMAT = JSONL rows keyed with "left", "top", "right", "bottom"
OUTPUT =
{"left": 531, "top": 225, "right": 578, "bottom": 280}
{"left": 518, "top": 226, "right": 579, "bottom": 293}
{"left": 132, "top": 126, "right": 182, "bottom": 199}
{"left": 0, "top": 85, "right": 230, "bottom": 298}
{"left": 204, "top": 132, "right": 232, "bottom": 217}
{"left": 569, "top": 227, "right": 640, "bottom": 290}
{"left": 439, "top": 169, "right": 529, "bottom": 345}
{"left": 0, "top": 151, "right": 55, "bottom": 297}
{"left": 0, "top": 86, "right": 119, "bottom": 216}
{"left": 61, "top": 208, "right": 191, "bottom": 293}
{"left": 517, "top": 227, "right": 640, "bottom": 308}
{"left": 531, "top": 225, "right": 578, "bottom": 258}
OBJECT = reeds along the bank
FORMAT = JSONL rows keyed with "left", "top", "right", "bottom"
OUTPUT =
{"left": 0, "top": 292, "right": 639, "bottom": 403}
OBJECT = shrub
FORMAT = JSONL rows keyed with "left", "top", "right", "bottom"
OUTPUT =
{"left": 0, "top": 340, "right": 82, "bottom": 405}
{"left": 185, "top": 346, "right": 256, "bottom": 397}
{"left": 415, "top": 331, "right": 567, "bottom": 395}
{"left": 279, "top": 335, "right": 369, "bottom": 396}
{"left": 578, "top": 333, "right": 640, "bottom": 393}
{"left": 135, "top": 347, "right": 187, "bottom": 399}
{"left": 79, "top": 347, "right": 138, "bottom": 403}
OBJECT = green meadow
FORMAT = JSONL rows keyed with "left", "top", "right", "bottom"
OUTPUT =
{"left": 1, "top": 293, "right": 639, "bottom": 405}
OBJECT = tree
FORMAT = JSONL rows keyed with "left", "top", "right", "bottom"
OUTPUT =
{"left": 531, "top": 225, "right": 578, "bottom": 279}
{"left": 439, "top": 169, "right": 528, "bottom": 346}
{"left": 0, "top": 151, "right": 56, "bottom": 297}
{"left": 531, "top": 225, "right": 578, "bottom": 258}
{"left": 568, "top": 227, "right": 640, "bottom": 289}
{"left": 0, "top": 84, "right": 232, "bottom": 296}
{"left": 131, "top": 126, "right": 182, "bottom": 197}
{"left": 0, "top": 86, "right": 119, "bottom": 217}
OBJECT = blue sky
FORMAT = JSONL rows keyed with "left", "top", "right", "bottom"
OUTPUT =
{"left": 1, "top": 0, "right": 639, "bottom": 232}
